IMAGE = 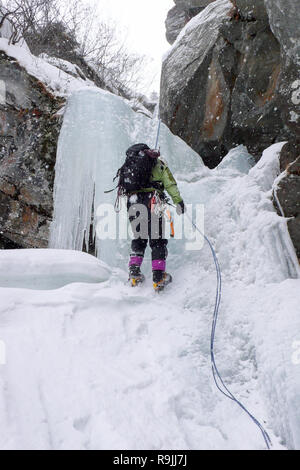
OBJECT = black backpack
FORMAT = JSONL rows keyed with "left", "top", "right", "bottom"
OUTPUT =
{"left": 116, "top": 144, "right": 158, "bottom": 194}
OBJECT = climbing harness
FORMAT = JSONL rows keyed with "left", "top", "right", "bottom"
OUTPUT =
{"left": 150, "top": 191, "right": 166, "bottom": 216}
{"left": 185, "top": 213, "right": 272, "bottom": 451}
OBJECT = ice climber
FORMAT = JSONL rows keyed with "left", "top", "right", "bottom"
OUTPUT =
{"left": 113, "top": 143, "right": 185, "bottom": 292}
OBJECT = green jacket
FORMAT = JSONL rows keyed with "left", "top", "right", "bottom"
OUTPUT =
{"left": 140, "top": 159, "right": 183, "bottom": 205}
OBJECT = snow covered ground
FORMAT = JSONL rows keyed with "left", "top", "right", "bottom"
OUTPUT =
{"left": 1, "top": 88, "right": 300, "bottom": 450}
{"left": 0, "top": 250, "right": 110, "bottom": 290}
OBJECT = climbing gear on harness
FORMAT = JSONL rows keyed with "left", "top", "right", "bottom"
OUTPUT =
{"left": 185, "top": 212, "right": 272, "bottom": 451}
{"left": 150, "top": 191, "right": 167, "bottom": 216}
{"left": 150, "top": 192, "right": 175, "bottom": 239}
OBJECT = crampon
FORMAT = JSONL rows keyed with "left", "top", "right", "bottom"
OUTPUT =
{"left": 153, "top": 272, "right": 173, "bottom": 292}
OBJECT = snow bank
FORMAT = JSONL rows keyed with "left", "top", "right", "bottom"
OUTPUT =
{"left": 0, "top": 250, "right": 111, "bottom": 290}
{"left": 216, "top": 145, "right": 255, "bottom": 175}
{"left": 251, "top": 279, "right": 300, "bottom": 449}
{"left": 0, "top": 38, "right": 95, "bottom": 97}
{"left": 249, "top": 142, "right": 286, "bottom": 191}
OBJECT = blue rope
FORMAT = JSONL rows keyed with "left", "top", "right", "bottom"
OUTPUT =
{"left": 155, "top": 118, "right": 161, "bottom": 150}
{"left": 186, "top": 213, "right": 272, "bottom": 450}
{"left": 153, "top": 113, "right": 272, "bottom": 449}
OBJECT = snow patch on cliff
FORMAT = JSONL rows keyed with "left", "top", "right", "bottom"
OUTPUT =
{"left": 163, "top": 0, "right": 233, "bottom": 63}
{"left": 0, "top": 38, "right": 95, "bottom": 98}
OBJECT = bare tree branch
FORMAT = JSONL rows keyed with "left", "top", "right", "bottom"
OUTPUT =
{"left": 0, "top": 0, "right": 152, "bottom": 96}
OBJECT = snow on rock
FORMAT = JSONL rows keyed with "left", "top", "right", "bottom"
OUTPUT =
{"left": 127, "top": 98, "right": 153, "bottom": 118}
{"left": 0, "top": 38, "right": 95, "bottom": 98}
{"left": 163, "top": 0, "right": 233, "bottom": 65}
{"left": 39, "top": 54, "right": 89, "bottom": 82}
{"left": 249, "top": 142, "right": 286, "bottom": 192}
{"left": 0, "top": 249, "right": 111, "bottom": 290}
{"left": 216, "top": 145, "right": 255, "bottom": 175}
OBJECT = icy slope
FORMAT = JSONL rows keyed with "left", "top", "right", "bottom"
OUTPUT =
{"left": 1, "top": 89, "right": 300, "bottom": 450}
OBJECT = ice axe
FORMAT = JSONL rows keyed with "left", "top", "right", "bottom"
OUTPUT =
{"left": 166, "top": 209, "right": 175, "bottom": 239}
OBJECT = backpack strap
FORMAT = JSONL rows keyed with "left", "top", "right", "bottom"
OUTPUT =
{"left": 104, "top": 186, "right": 118, "bottom": 194}
{"left": 104, "top": 169, "right": 121, "bottom": 194}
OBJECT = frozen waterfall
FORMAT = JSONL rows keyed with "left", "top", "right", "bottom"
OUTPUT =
{"left": 49, "top": 88, "right": 203, "bottom": 267}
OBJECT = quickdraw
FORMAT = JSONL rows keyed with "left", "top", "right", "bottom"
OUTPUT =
{"left": 151, "top": 192, "right": 175, "bottom": 238}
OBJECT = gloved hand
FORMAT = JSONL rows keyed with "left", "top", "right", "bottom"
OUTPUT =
{"left": 176, "top": 201, "right": 185, "bottom": 216}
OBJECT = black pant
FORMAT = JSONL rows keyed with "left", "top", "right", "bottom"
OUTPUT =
{"left": 127, "top": 193, "right": 168, "bottom": 261}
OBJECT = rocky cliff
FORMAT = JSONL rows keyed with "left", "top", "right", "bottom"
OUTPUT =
{"left": 161, "top": 0, "right": 300, "bottom": 168}
{"left": 0, "top": 51, "right": 63, "bottom": 249}
{"left": 0, "top": 15, "right": 155, "bottom": 250}
{"left": 161, "top": 0, "right": 300, "bottom": 259}
{"left": 166, "top": 1, "right": 217, "bottom": 45}
{"left": 275, "top": 141, "right": 300, "bottom": 259}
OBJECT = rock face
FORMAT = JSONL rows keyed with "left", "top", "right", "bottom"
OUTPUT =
{"left": 0, "top": 13, "right": 156, "bottom": 250}
{"left": 264, "top": 0, "right": 300, "bottom": 64}
{"left": 161, "top": 0, "right": 300, "bottom": 168}
{"left": 166, "top": 1, "right": 216, "bottom": 45}
{"left": 174, "top": 0, "right": 216, "bottom": 8}
{"left": 0, "top": 52, "right": 63, "bottom": 249}
{"left": 234, "top": 0, "right": 268, "bottom": 20}
{"left": 275, "top": 141, "right": 300, "bottom": 259}
{"left": 161, "top": 0, "right": 236, "bottom": 167}
{"left": 166, "top": 6, "right": 190, "bottom": 45}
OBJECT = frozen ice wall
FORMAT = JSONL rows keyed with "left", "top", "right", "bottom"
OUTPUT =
{"left": 50, "top": 88, "right": 204, "bottom": 266}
